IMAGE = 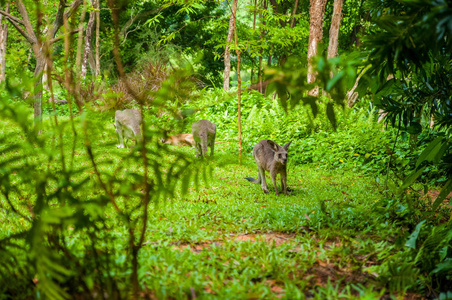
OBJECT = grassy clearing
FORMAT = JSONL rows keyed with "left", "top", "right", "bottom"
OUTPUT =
{"left": 131, "top": 147, "right": 391, "bottom": 299}
{"left": 1, "top": 116, "right": 404, "bottom": 299}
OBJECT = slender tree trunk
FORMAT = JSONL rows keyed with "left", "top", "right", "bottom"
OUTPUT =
{"left": 258, "top": 0, "right": 266, "bottom": 94}
{"left": 290, "top": 0, "right": 299, "bottom": 28}
{"left": 223, "top": 0, "right": 237, "bottom": 91}
{"left": 33, "top": 46, "right": 45, "bottom": 122}
{"left": 231, "top": 0, "right": 241, "bottom": 164}
{"left": 95, "top": 0, "right": 100, "bottom": 77}
{"left": 258, "top": 54, "right": 263, "bottom": 93}
{"left": 307, "top": 0, "right": 327, "bottom": 97}
{"left": 250, "top": 0, "right": 257, "bottom": 84}
{"left": 267, "top": 51, "right": 272, "bottom": 67}
{"left": 327, "top": 0, "right": 344, "bottom": 59}
{"left": 81, "top": 2, "right": 95, "bottom": 78}
{"left": 237, "top": 49, "right": 242, "bottom": 164}
{"left": 277, "top": 0, "right": 299, "bottom": 67}
{"left": 33, "top": 2, "right": 44, "bottom": 125}
{"left": 347, "top": 66, "right": 368, "bottom": 107}
{"left": 76, "top": 0, "right": 86, "bottom": 86}
{"left": 0, "top": 2, "right": 9, "bottom": 82}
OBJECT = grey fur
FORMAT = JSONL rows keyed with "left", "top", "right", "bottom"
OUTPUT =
{"left": 191, "top": 120, "right": 216, "bottom": 157}
{"left": 114, "top": 109, "right": 142, "bottom": 148}
{"left": 246, "top": 139, "right": 292, "bottom": 195}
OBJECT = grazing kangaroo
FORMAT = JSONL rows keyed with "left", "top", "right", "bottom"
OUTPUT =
{"left": 245, "top": 139, "right": 292, "bottom": 195}
{"left": 114, "top": 109, "right": 142, "bottom": 148}
{"left": 192, "top": 120, "right": 216, "bottom": 157}
{"left": 160, "top": 134, "right": 195, "bottom": 147}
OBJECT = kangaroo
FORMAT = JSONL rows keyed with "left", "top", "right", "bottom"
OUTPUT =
{"left": 245, "top": 139, "right": 292, "bottom": 195}
{"left": 191, "top": 120, "right": 216, "bottom": 157}
{"left": 114, "top": 109, "right": 142, "bottom": 148}
{"left": 160, "top": 134, "right": 195, "bottom": 147}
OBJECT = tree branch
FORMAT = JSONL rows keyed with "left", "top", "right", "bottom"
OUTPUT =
{"left": 15, "top": 0, "right": 37, "bottom": 44}
{"left": 0, "top": 9, "right": 25, "bottom": 25}
{"left": 119, "top": 9, "right": 158, "bottom": 37}
{"left": 3, "top": 14, "right": 35, "bottom": 44}
{"left": 50, "top": 0, "right": 67, "bottom": 38}
{"left": 49, "top": 27, "right": 81, "bottom": 44}
{"left": 64, "top": 0, "right": 83, "bottom": 20}
{"left": 50, "top": 0, "right": 83, "bottom": 38}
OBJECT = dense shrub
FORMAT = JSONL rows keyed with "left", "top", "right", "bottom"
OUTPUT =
{"left": 181, "top": 88, "right": 448, "bottom": 184}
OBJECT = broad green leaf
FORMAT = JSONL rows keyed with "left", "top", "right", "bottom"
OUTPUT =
{"left": 326, "top": 71, "right": 344, "bottom": 91}
{"left": 400, "top": 166, "right": 426, "bottom": 190}
{"left": 416, "top": 137, "right": 445, "bottom": 168}
{"left": 405, "top": 122, "right": 422, "bottom": 135}
{"left": 405, "top": 220, "right": 426, "bottom": 249}
{"left": 326, "top": 102, "right": 337, "bottom": 130}
{"left": 432, "top": 178, "right": 452, "bottom": 211}
{"left": 431, "top": 258, "right": 452, "bottom": 275}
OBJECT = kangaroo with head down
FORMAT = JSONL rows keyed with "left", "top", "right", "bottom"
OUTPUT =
{"left": 192, "top": 120, "right": 216, "bottom": 157}
{"left": 245, "top": 139, "right": 292, "bottom": 195}
{"left": 160, "top": 134, "right": 195, "bottom": 147}
{"left": 114, "top": 109, "right": 142, "bottom": 148}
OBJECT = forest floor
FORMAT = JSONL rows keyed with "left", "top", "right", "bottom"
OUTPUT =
{"left": 0, "top": 119, "right": 430, "bottom": 299}
{"left": 130, "top": 142, "right": 427, "bottom": 299}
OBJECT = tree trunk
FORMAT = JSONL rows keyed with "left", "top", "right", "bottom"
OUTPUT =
{"left": 327, "top": 0, "right": 344, "bottom": 59}
{"left": 95, "top": 0, "right": 100, "bottom": 77}
{"left": 81, "top": 2, "right": 95, "bottom": 78}
{"left": 76, "top": 0, "right": 86, "bottom": 86}
{"left": 223, "top": 0, "right": 237, "bottom": 91}
{"left": 290, "top": 0, "right": 299, "bottom": 28}
{"left": 0, "top": 2, "right": 9, "bottom": 82}
{"left": 258, "top": 0, "right": 266, "bottom": 94}
{"left": 250, "top": 0, "right": 257, "bottom": 85}
{"left": 33, "top": 49, "right": 45, "bottom": 122}
{"left": 233, "top": 0, "right": 241, "bottom": 164}
{"left": 307, "top": 0, "right": 327, "bottom": 97}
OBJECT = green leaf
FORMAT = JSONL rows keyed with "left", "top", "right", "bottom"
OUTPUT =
{"left": 326, "top": 102, "right": 337, "bottom": 130}
{"left": 432, "top": 178, "right": 452, "bottom": 211}
{"left": 326, "top": 71, "right": 344, "bottom": 91}
{"left": 405, "top": 122, "right": 422, "bottom": 135}
{"left": 431, "top": 258, "right": 452, "bottom": 275}
{"left": 416, "top": 137, "right": 445, "bottom": 168}
{"left": 405, "top": 220, "right": 426, "bottom": 249}
{"left": 400, "top": 166, "right": 426, "bottom": 190}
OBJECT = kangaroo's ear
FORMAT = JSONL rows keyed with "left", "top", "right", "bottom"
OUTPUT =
{"left": 267, "top": 140, "right": 279, "bottom": 152}
{"left": 283, "top": 141, "right": 292, "bottom": 150}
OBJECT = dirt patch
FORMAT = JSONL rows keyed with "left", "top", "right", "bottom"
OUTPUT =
{"left": 307, "top": 259, "right": 373, "bottom": 287}
{"left": 170, "top": 232, "right": 297, "bottom": 252}
{"left": 265, "top": 279, "right": 285, "bottom": 298}
{"left": 232, "top": 233, "right": 297, "bottom": 246}
{"left": 420, "top": 189, "right": 452, "bottom": 206}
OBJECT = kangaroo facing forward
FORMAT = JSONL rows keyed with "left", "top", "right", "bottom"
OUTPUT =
{"left": 245, "top": 139, "right": 291, "bottom": 195}
{"left": 192, "top": 120, "right": 216, "bottom": 157}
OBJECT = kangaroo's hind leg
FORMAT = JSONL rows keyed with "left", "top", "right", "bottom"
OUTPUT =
{"left": 257, "top": 165, "right": 269, "bottom": 194}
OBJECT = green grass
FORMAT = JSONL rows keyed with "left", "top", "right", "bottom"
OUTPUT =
{"left": 0, "top": 115, "right": 427, "bottom": 299}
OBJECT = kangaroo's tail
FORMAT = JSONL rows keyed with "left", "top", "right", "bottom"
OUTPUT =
{"left": 245, "top": 177, "right": 259, "bottom": 183}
